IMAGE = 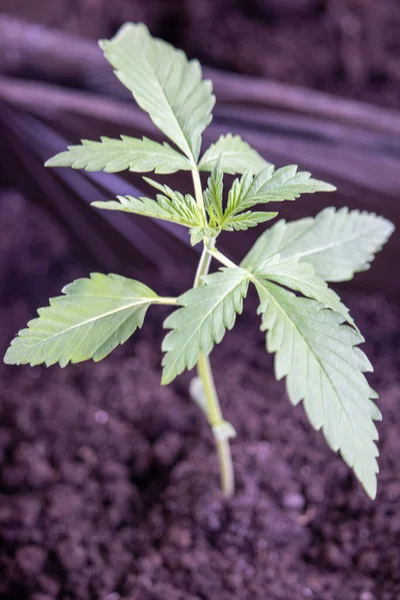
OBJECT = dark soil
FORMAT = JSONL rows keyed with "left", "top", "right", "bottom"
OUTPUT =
{"left": 2, "top": 0, "right": 400, "bottom": 109}
{"left": 1, "top": 188, "right": 400, "bottom": 600}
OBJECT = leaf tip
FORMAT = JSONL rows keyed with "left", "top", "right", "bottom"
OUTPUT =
{"left": 44, "top": 154, "right": 62, "bottom": 168}
{"left": 364, "top": 477, "right": 377, "bottom": 501}
{"left": 3, "top": 342, "right": 26, "bottom": 366}
{"left": 161, "top": 370, "right": 173, "bottom": 386}
{"left": 322, "top": 183, "right": 337, "bottom": 192}
{"left": 317, "top": 181, "right": 337, "bottom": 192}
{"left": 3, "top": 346, "right": 16, "bottom": 365}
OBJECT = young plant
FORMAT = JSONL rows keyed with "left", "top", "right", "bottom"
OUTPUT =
{"left": 4, "top": 23, "right": 394, "bottom": 500}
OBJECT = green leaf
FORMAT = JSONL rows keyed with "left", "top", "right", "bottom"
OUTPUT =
{"left": 100, "top": 23, "right": 215, "bottom": 163}
{"left": 202, "top": 161, "right": 277, "bottom": 232}
{"left": 204, "top": 159, "right": 224, "bottom": 225}
{"left": 242, "top": 207, "right": 395, "bottom": 282}
{"left": 189, "top": 227, "right": 206, "bottom": 247}
{"left": 45, "top": 136, "right": 191, "bottom": 174}
{"left": 255, "top": 279, "right": 380, "bottom": 498}
{"left": 93, "top": 181, "right": 205, "bottom": 229}
{"left": 199, "top": 134, "right": 270, "bottom": 174}
{"left": 4, "top": 274, "right": 159, "bottom": 367}
{"left": 253, "top": 255, "right": 354, "bottom": 326}
{"left": 225, "top": 166, "right": 335, "bottom": 218}
{"left": 162, "top": 268, "right": 249, "bottom": 384}
{"left": 188, "top": 226, "right": 219, "bottom": 247}
{"left": 221, "top": 210, "right": 277, "bottom": 231}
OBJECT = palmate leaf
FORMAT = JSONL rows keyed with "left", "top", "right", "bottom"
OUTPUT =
{"left": 198, "top": 134, "right": 270, "bottom": 174}
{"left": 255, "top": 279, "right": 380, "bottom": 498}
{"left": 162, "top": 268, "right": 249, "bottom": 384}
{"left": 4, "top": 274, "right": 159, "bottom": 367}
{"left": 225, "top": 166, "right": 336, "bottom": 219}
{"left": 101, "top": 23, "right": 215, "bottom": 163}
{"left": 45, "top": 136, "right": 191, "bottom": 174}
{"left": 93, "top": 181, "right": 205, "bottom": 230}
{"left": 243, "top": 207, "right": 395, "bottom": 282}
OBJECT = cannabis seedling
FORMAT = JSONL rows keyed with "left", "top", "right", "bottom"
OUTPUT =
{"left": 5, "top": 23, "right": 394, "bottom": 499}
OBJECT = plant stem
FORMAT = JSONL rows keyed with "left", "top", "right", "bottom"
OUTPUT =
{"left": 197, "top": 353, "right": 234, "bottom": 497}
{"left": 193, "top": 243, "right": 213, "bottom": 288}
{"left": 191, "top": 169, "right": 235, "bottom": 498}
{"left": 208, "top": 247, "right": 237, "bottom": 269}
{"left": 153, "top": 296, "right": 179, "bottom": 305}
{"left": 192, "top": 168, "right": 205, "bottom": 216}
{"left": 210, "top": 248, "right": 259, "bottom": 287}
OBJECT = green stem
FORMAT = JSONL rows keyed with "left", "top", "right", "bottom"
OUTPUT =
{"left": 191, "top": 170, "right": 235, "bottom": 498}
{"left": 192, "top": 168, "right": 206, "bottom": 217}
{"left": 197, "top": 353, "right": 234, "bottom": 497}
{"left": 153, "top": 296, "right": 179, "bottom": 305}
{"left": 208, "top": 247, "right": 237, "bottom": 269}
{"left": 193, "top": 243, "right": 213, "bottom": 288}
{"left": 210, "top": 248, "right": 259, "bottom": 290}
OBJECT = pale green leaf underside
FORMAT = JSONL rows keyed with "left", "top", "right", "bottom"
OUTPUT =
{"left": 226, "top": 165, "right": 336, "bottom": 218}
{"left": 243, "top": 207, "right": 394, "bottom": 282}
{"left": 199, "top": 134, "right": 271, "bottom": 174}
{"left": 255, "top": 279, "right": 380, "bottom": 498}
{"left": 93, "top": 187, "right": 204, "bottom": 230}
{"left": 4, "top": 274, "right": 158, "bottom": 367}
{"left": 45, "top": 136, "right": 191, "bottom": 174}
{"left": 254, "top": 256, "right": 354, "bottom": 326}
{"left": 100, "top": 23, "right": 215, "bottom": 162}
{"left": 162, "top": 268, "right": 249, "bottom": 384}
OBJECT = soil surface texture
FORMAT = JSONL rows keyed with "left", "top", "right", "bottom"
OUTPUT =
{"left": 2, "top": 0, "right": 400, "bottom": 109}
{"left": 0, "top": 189, "right": 399, "bottom": 600}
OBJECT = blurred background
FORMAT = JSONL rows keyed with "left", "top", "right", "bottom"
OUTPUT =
{"left": 0, "top": 0, "right": 399, "bottom": 286}
{"left": 0, "top": 2, "right": 399, "bottom": 600}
